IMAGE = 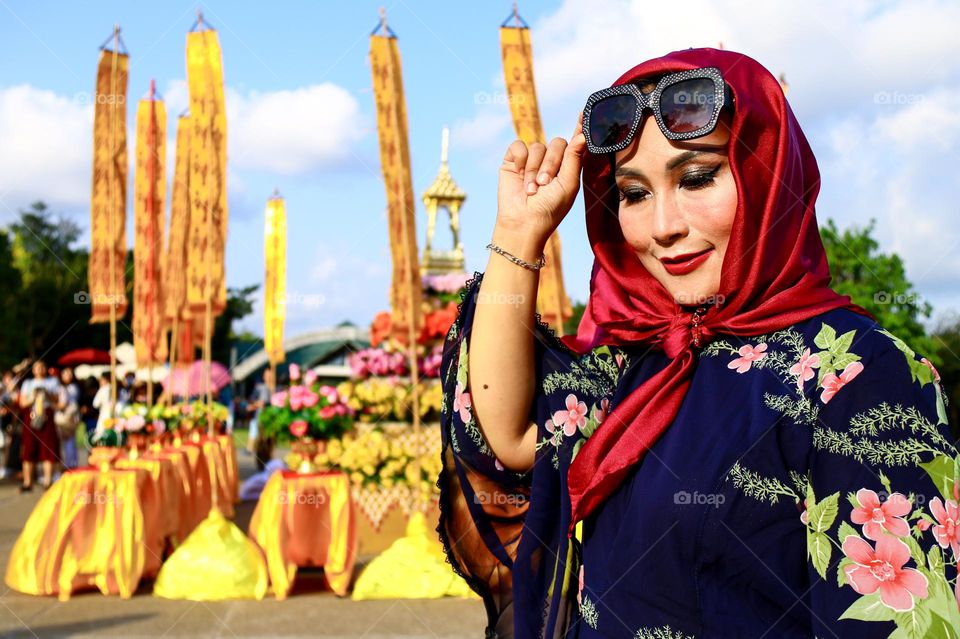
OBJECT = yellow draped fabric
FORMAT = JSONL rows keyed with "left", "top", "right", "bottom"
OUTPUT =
{"left": 165, "top": 115, "right": 192, "bottom": 360}
{"left": 89, "top": 49, "right": 129, "bottom": 323}
{"left": 248, "top": 471, "right": 357, "bottom": 598}
{"left": 153, "top": 509, "right": 268, "bottom": 601}
{"left": 500, "top": 25, "right": 573, "bottom": 334}
{"left": 5, "top": 467, "right": 147, "bottom": 600}
{"left": 133, "top": 96, "right": 168, "bottom": 366}
{"left": 369, "top": 32, "right": 423, "bottom": 346}
{"left": 352, "top": 511, "right": 476, "bottom": 600}
{"left": 202, "top": 436, "right": 235, "bottom": 518}
{"left": 217, "top": 434, "right": 239, "bottom": 504}
{"left": 264, "top": 196, "right": 287, "bottom": 366}
{"left": 185, "top": 29, "right": 228, "bottom": 317}
{"left": 174, "top": 441, "right": 212, "bottom": 530}
{"left": 114, "top": 455, "right": 180, "bottom": 576}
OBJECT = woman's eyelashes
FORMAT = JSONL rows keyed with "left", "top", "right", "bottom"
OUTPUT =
{"left": 678, "top": 163, "right": 722, "bottom": 190}
{"left": 617, "top": 163, "right": 724, "bottom": 205}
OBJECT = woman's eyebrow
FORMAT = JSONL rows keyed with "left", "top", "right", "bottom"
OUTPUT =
{"left": 665, "top": 148, "right": 726, "bottom": 171}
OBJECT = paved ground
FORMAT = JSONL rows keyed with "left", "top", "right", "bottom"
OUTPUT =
{"left": 0, "top": 437, "right": 486, "bottom": 638}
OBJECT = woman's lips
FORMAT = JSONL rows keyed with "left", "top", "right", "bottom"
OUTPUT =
{"left": 660, "top": 248, "right": 713, "bottom": 276}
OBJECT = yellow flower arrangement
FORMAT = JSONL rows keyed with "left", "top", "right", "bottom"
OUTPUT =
{"left": 310, "top": 427, "right": 441, "bottom": 493}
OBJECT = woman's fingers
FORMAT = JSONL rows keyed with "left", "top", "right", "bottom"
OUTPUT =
{"left": 502, "top": 139, "right": 529, "bottom": 175}
{"left": 523, "top": 142, "right": 547, "bottom": 194}
{"left": 557, "top": 112, "right": 586, "bottom": 191}
{"left": 537, "top": 137, "right": 568, "bottom": 185}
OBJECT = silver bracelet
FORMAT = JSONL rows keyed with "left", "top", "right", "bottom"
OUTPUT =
{"left": 486, "top": 242, "right": 546, "bottom": 271}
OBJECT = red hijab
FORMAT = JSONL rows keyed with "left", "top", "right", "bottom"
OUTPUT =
{"left": 561, "top": 47, "right": 874, "bottom": 535}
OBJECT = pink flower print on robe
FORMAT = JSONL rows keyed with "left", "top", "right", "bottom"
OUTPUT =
{"left": 789, "top": 348, "right": 821, "bottom": 390}
{"left": 820, "top": 361, "right": 864, "bottom": 404}
{"left": 453, "top": 382, "right": 472, "bottom": 424}
{"left": 930, "top": 497, "right": 960, "bottom": 559}
{"left": 552, "top": 394, "right": 588, "bottom": 436}
{"left": 842, "top": 533, "right": 928, "bottom": 612}
{"left": 595, "top": 398, "right": 610, "bottom": 425}
{"left": 850, "top": 488, "right": 911, "bottom": 540}
{"left": 727, "top": 343, "right": 768, "bottom": 373}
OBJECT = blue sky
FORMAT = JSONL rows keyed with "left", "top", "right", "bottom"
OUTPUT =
{"left": 2, "top": 0, "right": 959, "bottom": 340}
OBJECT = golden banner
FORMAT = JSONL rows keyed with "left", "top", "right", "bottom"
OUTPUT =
{"left": 369, "top": 33, "right": 423, "bottom": 346}
{"left": 165, "top": 115, "right": 191, "bottom": 327}
{"left": 89, "top": 49, "right": 129, "bottom": 323}
{"left": 133, "top": 95, "right": 168, "bottom": 366}
{"left": 185, "top": 29, "right": 228, "bottom": 318}
{"left": 264, "top": 196, "right": 286, "bottom": 366}
{"left": 500, "top": 26, "right": 573, "bottom": 333}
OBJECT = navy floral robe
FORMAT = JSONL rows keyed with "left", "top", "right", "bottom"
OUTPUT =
{"left": 437, "top": 271, "right": 960, "bottom": 639}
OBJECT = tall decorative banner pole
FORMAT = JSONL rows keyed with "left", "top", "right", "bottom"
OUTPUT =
{"left": 264, "top": 190, "right": 287, "bottom": 392}
{"left": 90, "top": 25, "right": 129, "bottom": 417}
{"left": 500, "top": 5, "right": 573, "bottom": 334}
{"left": 186, "top": 11, "right": 228, "bottom": 413}
{"left": 369, "top": 9, "right": 425, "bottom": 509}
{"left": 134, "top": 79, "right": 168, "bottom": 406}
{"left": 165, "top": 113, "right": 192, "bottom": 395}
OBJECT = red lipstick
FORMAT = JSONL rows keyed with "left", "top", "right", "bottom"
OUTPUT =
{"left": 659, "top": 248, "right": 713, "bottom": 276}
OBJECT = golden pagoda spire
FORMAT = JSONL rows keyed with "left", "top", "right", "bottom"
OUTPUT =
{"left": 421, "top": 126, "right": 466, "bottom": 274}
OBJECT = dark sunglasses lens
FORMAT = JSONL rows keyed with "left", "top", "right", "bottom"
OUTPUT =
{"left": 660, "top": 77, "right": 719, "bottom": 134}
{"left": 589, "top": 94, "right": 638, "bottom": 148}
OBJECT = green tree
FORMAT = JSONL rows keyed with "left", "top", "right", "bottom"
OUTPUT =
{"left": 564, "top": 301, "right": 586, "bottom": 336}
{"left": 820, "top": 217, "right": 937, "bottom": 360}
{"left": 930, "top": 312, "right": 960, "bottom": 439}
{"left": 211, "top": 284, "right": 260, "bottom": 365}
{"left": 0, "top": 229, "right": 26, "bottom": 368}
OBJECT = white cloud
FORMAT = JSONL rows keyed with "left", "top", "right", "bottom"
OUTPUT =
{"left": 0, "top": 79, "right": 366, "bottom": 219}
{"left": 227, "top": 84, "right": 366, "bottom": 174}
{"left": 0, "top": 84, "right": 92, "bottom": 212}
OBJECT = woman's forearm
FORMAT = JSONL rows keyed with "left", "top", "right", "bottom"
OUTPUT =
{"left": 467, "top": 224, "right": 547, "bottom": 472}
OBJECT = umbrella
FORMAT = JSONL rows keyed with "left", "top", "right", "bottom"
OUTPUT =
{"left": 163, "top": 361, "right": 231, "bottom": 397}
{"left": 58, "top": 348, "right": 112, "bottom": 366}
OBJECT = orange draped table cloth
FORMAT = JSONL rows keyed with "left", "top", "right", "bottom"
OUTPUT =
{"left": 248, "top": 470, "right": 357, "bottom": 599}
{"left": 4, "top": 466, "right": 152, "bottom": 600}
{"left": 4, "top": 436, "right": 239, "bottom": 599}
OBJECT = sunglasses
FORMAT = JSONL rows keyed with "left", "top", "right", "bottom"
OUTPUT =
{"left": 581, "top": 67, "right": 733, "bottom": 154}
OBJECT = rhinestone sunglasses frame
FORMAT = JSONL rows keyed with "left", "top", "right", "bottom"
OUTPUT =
{"left": 581, "top": 66, "right": 733, "bottom": 154}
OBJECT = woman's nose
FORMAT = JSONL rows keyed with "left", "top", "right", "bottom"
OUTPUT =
{"left": 651, "top": 193, "right": 688, "bottom": 246}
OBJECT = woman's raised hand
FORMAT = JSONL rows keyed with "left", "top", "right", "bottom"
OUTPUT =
{"left": 496, "top": 113, "right": 587, "bottom": 245}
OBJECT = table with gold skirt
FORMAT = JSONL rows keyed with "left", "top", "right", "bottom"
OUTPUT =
{"left": 248, "top": 470, "right": 357, "bottom": 598}
{"left": 5, "top": 437, "right": 240, "bottom": 600}
{"left": 5, "top": 466, "right": 154, "bottom": 600}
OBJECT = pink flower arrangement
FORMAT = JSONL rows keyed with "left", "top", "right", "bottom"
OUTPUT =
{"left": 422, "top": 272, "right": 471, "bottom": 294}
{"left": 850, "top": 489, "right": 911, "bottom": 540}
{"left": 842, "top": 534, "right": 928, "bottom": 612}
{"left": 288, "top": 385, "right": 319, "bottom": 411}
{"left": 419, "top": 344, "right": 444, "bottom": 378}
{"left": 289, "top": 363, "right": 301, "bottom": 381}
{"left": 820, "top": 361, "right": 864, "bottom": 404}
{"left": 727, "top": 343, "right": 768, "bottom": 373}
{"left": 289, "top": 420, "right": 308, "bottom": 438}
{"left": 271, "top": 390, "right": 288, "bottom": 408}
{"left": 349, "top": 348, "right": 408, "bottom": 378}
{"left": 123, "top": 414, "right": 146, "bottom": 433}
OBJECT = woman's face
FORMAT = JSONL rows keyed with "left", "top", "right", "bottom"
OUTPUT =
{"left": 614, "top": 108, "right": 736, "bottom": 308}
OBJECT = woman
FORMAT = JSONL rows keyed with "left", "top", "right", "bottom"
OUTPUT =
{"left": 437, "top": 48, "right": 959, "bottom": 638}
{"left": 18, "top": 359, "right": 63, "bottom": 491}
